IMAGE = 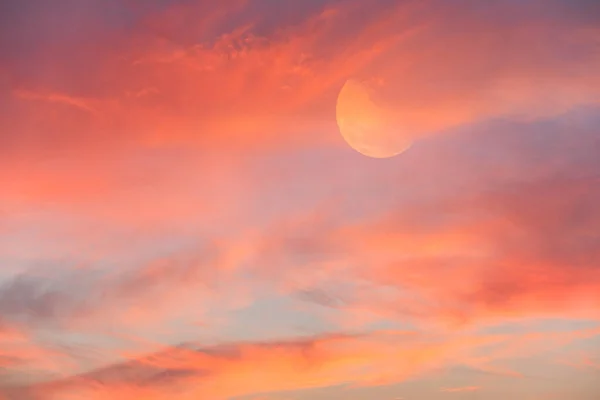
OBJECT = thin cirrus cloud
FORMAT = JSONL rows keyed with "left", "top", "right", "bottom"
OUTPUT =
{"left": 7, "top": 327, "right": 599, "bottom": 399}
{"left": 0, "top": 0, "right": 599, "bottom": 399}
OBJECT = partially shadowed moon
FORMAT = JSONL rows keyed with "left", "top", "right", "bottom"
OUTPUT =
{"left": 336, "top": 79, "right": 412, "bottom": 158}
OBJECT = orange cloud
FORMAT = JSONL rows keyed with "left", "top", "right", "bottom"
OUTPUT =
{"left": 3, "top": 0, "right": 598, "bottom": 223}
{"left": 557, "top": 352, "right": 600, "bottom": 371}
{"left": 0, "top": 324, "right": 79, "bottom": 387}
{"left": 3, "top": 1, "right": 406, "bottom": 158}
{"left": 440, "top": 386, "right": 480, "bottom": 393}
{"left": 5, "top": 0, "right": 597, "bottom": 161}
{"left": 4, "top": 326, "right": 593, "bottom": 400}
{"left": 5, "top": 331, "right": 494, "bottom": 398}
{"left": 245, "top": 166, "right": 600, "bottom": 329}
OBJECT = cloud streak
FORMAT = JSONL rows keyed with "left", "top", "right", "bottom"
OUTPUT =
{"left": 440, "top": 386, "right": 480, "bottom": 393}
{"left": 3, "top": 326, "right": 597, "bottom": 399}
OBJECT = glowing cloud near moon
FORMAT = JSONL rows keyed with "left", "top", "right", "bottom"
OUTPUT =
{"left": 336, "top": 79, "right": 412, "bottom": 158}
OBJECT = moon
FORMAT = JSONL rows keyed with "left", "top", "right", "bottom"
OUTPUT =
{"left": 336, "top": 79, "right": 412, "bottom": 158}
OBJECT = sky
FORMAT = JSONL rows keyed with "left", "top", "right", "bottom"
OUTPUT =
{"left": 0, "top": 0, "right": 599, "bottom": 399}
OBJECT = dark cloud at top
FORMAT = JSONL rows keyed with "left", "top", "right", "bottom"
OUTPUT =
{"left": 0, "top": 0, "right": 135, "bottom": 93}
{"left": 545, "top": 0, "right": 600, "bottom": 25}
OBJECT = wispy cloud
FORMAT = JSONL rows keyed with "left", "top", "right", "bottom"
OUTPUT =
{"left": 1, "top": 326, "right": 595, "bottom": 399}
{"left": 440, "top": 386, "right": 480, "bottom": 393}
{"left": 13, "top": 89, "right": 98, "bottom": 113}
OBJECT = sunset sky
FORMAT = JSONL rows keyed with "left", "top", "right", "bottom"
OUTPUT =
{"left": 1, "top": 0, "right": 600, "bottom": 399}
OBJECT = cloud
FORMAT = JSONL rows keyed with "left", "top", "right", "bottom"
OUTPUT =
{"left": 239, "top": 110, "right": 600, "bottom": 328}
{"left": 0, "top": 331, "right": 506, "bottom": 398}
{"left": 12, "top": 89, "right": 97, "bottom": 113}
{"left": 558, "top": 352, "right": 600, "bottom": 371}
{"left": 2, "top": 326, "right": 596, "bottom": 400}
{"left": 372, "top": 0, "right": 600, "bottom": 138}
{"left": 1, "top": 0, "right": 408, "bottom": 160}
{"left": 440, "top": 386, "right": 480, "bottom": 393}
{"left": 0, "top": 245, "right": 259, "bottom": 386}
{"left": 4, "top": 0, "right": 597, "bottom": 160}
{"left": 2, "top": 0, "right": 598, "bottom": 222}
{"left": 0, "top": 324, "right": 78, "bottom": 387}
{"left": 0, "top": 241, "right": 253, "bottom": 330}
